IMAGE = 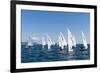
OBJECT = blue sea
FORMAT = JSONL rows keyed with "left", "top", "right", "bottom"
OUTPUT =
{"left": 21, "top": 43, "right": 90, "bottom": 63}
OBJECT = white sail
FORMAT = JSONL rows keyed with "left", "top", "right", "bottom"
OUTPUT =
{"left": 67, "top": 29, "right": 74, "bottom": 52}
{"left": 31, "top": 36, "right": 42, "bottom": 44}
{"left": 47, "top": 35, "right": 52, "bottom": 50}
{"left": 27, "top": 36, "right": 33, "bottom": 47}
{"left": 41, "top": 37, "right": 46, "bottom": 48}
{"left": 27, "top": 41, "right": 33, "bottom": 46}
{"left": 58, "top": 35, "right": 62, "bottom": 48}
{"left": 58, "top": 32, "right": 67, "bottom": 49}
{"left": 82, "top": 32, "right": 88, "bottom": 49}
{"left": 31, "top": 36, "right": 39, "bottom": 40}
{"left": 52, "top": 41, "right": 55, "bottom": 45}
{"left": 72, "top": 35, "right": 76, "bottom": 47}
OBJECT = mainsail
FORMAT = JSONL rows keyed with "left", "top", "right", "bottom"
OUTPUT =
{"left": 47, "top": 35, "right": 53, "bottom": 50}
{"left": 41, "top": 37, "right": 46, "bottom": 48}
{"left": 72, "top": 35, "right": 76, "bottom": 47}
{"left": 31, "top": 36, "right": 41, "bottom": 44}
{"left": 27, "top": 36, "right": 33, "bottom": 47}
{"left": 67, "top": 29, "right": 76, "bottom": 52}
{"left": 27, "top": 41, "right": 33, "bottom": 46}
{"left": 58, "top": 32, "right": 67, "bottom": 49}
{"left": 82, "top": 32, "right": 88, "bottom": 49}
{"left": 58, "top": 35, "right": 62, "bottom": 48}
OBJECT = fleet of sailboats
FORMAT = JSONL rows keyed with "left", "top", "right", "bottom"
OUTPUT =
{"left": 26, "top": 29, "right": 88, "bottom": 53}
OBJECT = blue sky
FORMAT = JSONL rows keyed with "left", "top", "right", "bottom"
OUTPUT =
{"left": 21, "top": 10, "right": 90, "bottom": 44}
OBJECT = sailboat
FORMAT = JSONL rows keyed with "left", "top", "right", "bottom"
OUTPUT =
{"left": 46, "top": 35, "right": 53, "bottom": 51}
{"left": 67, "top": 29, "right": 76, "bottom": 54}
{"left": 31, "top": 36, "right": 41, "bottom": 44}
{"left": 58, "top": 35, "right": 62, "bottom": 48}
{"left": 26, "top": 35, "right": 40, "bottom": 48}
{"left": 26, "top": 40, "right": 33, "bottom": 53}
{"left": 41, "top": 37, "right": 46, "bottom": 48}
{"left": 82, "top": 32, "right": 88, "bottom": 49}
{"left": 26, "top": 37, "right": 33, "bottom": 48}
{"left": 58, "top": 32, "right": 67, "bottom": 50}
{"left": 72, "top": 35, "right": 76, "bottom": 48}
{"left": 27, "top": 41, "right": 33, "bottom": 47}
